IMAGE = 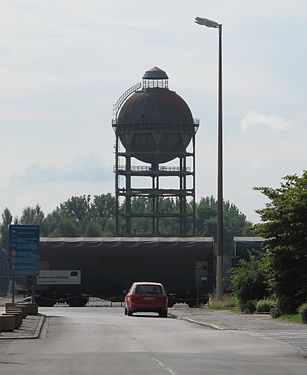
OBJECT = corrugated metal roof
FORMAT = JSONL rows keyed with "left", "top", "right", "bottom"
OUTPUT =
{"left": 233, "top": 237, "right": 266, "bottom": 242}
{"left": 40, "top": 237, "right": 214, "bottom": 244}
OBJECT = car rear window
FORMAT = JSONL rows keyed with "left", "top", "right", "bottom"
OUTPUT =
{"left": 135, "top": 285, "right": 163, "bottom": 294}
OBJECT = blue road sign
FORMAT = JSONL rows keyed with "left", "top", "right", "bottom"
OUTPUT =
{"left": 8, "top": 225, "right": 40, "bottom": 276}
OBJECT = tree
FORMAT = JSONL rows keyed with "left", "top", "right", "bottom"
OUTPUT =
{"left": 0, "top": 194, "right": 254, "bottom": 239}
{"left": 195, "top": 196, "right": 217, "bottom": 237}
{"left": 223, "top": 201, "right": 254, "bottom": 241}
{"left": 195, "top": 196, "right": 253, "bottom": 238}
{"left": 254, "top": 171, "right": 307, "bottom": 312}
{"left": 42, "top": 208, "right": 63, "bottom": 236}
{"left": 91, "top": 194, "right": 116, "bottom": 233}
{"left": 19, "top": 204, "right": 44, "bottom": 225}
{"left": 40, "top": 194, "right": 116, "bottom": 236}
{"left": 59, "top": 195, "right": 92, "bottom": 232}
{"left": 103, "top": 217, "right": 116, "bottom": 236}
{"left": 83, "top": 221, "right": 102, "bottom": 237}
{"left": 53, "top": 217, "right": 80, "bottom": 237}
{"left": 0, "top": 208, "right": 13, "bottom": 249}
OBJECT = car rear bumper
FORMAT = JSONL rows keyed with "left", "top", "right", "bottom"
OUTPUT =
{"left": 129, "top": 302, "right": 167, "bottom": 313}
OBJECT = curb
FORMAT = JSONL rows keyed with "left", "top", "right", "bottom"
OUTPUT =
{"left": 168, "top": 312, "right": 224, "bottom": 330}
{"left": 32, "top": 314, "right": 46, "bottom": 339}
{"left": 181, "top": 316, "right": 225, "bottom": 330}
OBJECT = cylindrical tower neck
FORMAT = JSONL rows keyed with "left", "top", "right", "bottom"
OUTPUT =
{"left": 142, "top": 78, "right": 168, "bottom": 89}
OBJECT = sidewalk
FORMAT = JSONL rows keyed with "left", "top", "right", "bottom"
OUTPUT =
{"left": 169, "top": 306, "right": 304, "bottom": 331}
{"left": 169, "top": 305, "right": 307, "bottom": 354}
{"left": 0, "top": 314, "right": 45, "bottom": 340}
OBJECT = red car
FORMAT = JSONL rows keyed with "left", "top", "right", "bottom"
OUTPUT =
{"left": 124, "top": 282, "right": 168, "bottom": 317}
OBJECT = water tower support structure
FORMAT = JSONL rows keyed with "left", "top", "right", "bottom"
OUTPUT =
{"left": 112, "top": 67, "right": 199, "bottom": 236}
{"left": 113, "top": 129, "right": 198, "bottom": 236}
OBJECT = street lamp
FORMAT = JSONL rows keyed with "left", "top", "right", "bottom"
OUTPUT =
{"left": 195, "top": 16, "right": 224, "bottom": 300}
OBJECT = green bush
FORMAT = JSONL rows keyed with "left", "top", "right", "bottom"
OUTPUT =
{"left": 298, "top": 303, "right": 307, "bottom": 323}
{"left": 270, "top": 305, "right": 282, "bottom": 318}
{"left": 241, "top": 300, "right": 256, "bottom": 314}
{"left": 231, "top": 255, "right": 268, "bottom": 307}
{"left": 256, "top": 299, "right": 276, "bottom": 313}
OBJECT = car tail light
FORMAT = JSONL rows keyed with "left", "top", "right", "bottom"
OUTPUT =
{"left": 131, "top": 294, "right": 142, "bottom": 302}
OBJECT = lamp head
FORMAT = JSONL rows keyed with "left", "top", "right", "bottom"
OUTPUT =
{"left": 195, "top": 17, "right": 220, "bottom": 28}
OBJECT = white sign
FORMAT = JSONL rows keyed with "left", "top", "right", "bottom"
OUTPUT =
{"left": 37, "top": 270, "right": 81, "bottom": 285}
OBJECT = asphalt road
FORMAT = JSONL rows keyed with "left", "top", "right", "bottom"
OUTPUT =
{"left": 0, "top": 306, "right": 306, "bottom": 375}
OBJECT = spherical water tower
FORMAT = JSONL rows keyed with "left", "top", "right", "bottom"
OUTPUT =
{"left": 112, "top": 67, "right": 199, "bottom": 236}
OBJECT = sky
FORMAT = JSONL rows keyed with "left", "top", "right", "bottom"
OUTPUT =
{"left": 0, "top": 0, "right": 306, "bottom": 224}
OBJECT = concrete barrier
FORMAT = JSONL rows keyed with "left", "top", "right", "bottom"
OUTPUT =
{"left": 4, "top": 303, "right": 17, "bottom": 310}
{"left": 5, "top": 302, "right": 39, "bottom": 316}
{"left": 1, "top": 302, "right": 39, "bottom": 333}
{"left": 5, "top": 305, "right": 26, "bottom": 319}
{"left": 17, "top": 303, "right": 38, "bottom": 316}
{"left": 3, "top": 310, "right": 23, "bottom": 329}
{"left": 0, "top": 315, "right": 16, "bottom": 331}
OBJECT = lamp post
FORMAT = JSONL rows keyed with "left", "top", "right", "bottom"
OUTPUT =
{"left": 195, "top": 17, "right": 224, "bottom": 300}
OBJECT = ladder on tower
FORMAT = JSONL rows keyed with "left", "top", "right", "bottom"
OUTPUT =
{"left": 113, "top": 82, "right": 142, "bottom": 119}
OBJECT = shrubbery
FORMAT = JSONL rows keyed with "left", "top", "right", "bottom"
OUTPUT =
{"left": 241, "top": 300, "right": 256, "bottom": 314}
{"left": 231, "top": 255, "right": 268, "bottom": 310}
{"left": 256, "top": 299, "right": 276, "bottom": 313}
{"left": 298, "top": 303, "right": 307, "bottom": 323}
{"left": 270, "top": 305, "right": 282, "bottom": 318}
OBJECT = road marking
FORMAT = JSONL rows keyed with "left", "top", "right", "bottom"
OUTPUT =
{"left": 152, "top": 357, "right": 178, "bottom": 375}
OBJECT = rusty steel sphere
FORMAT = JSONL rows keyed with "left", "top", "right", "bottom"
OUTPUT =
{"left": 116, "top": 67, "right": 196, "bottom": 164}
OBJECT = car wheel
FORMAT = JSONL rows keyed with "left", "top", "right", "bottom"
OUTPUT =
{"left": 127, "top": 309, "right": 133, "bottom": 316}
{"left": 67, "top": 297, "right": 89, "bottom": 307}
{"left": 124, "top": 307, "right": 127, "bottom": 315}
{"left": 159, "top": 310, "right": 167, "bottom": 318}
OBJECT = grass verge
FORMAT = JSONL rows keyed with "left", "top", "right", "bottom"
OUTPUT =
{"left": 208, "top": 297, "right": 239, "bottom": 312}
{"left": 278, "top": 314, "right": 303, "bottom": 324}
{"left": 206, "top": 297, "right": 306, "bottom": 324}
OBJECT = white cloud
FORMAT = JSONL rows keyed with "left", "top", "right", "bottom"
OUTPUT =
{"left": 12, "top": 154, "right": 112, "bottom": 185}
{"left": 240, "top": 111, "right": 292, "bottom": 132}
{"left": 0, "top": 153, "right": 114, "bottom": 217}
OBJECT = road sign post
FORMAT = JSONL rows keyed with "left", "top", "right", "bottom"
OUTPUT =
{"left": 8, "top": 225, "right": 40, "bottom": 303}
